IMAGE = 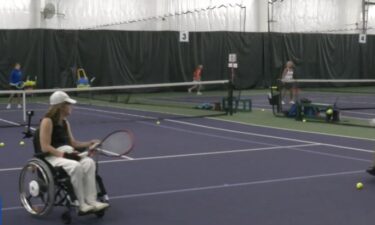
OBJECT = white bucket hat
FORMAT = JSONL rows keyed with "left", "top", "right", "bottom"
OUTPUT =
{"left": 50, "top": 91, "right": 77, "bottom": 105}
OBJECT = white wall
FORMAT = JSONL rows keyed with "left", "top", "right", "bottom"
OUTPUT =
{"left": 0, "top": 0, "right": 374, "bottom": 33}
{"left": 104, "top": 0, "right": 255, "bottom": 31}
{"left": 0, "top": 0, "right": 35, "bottom": 28}
{"left": 47, "top": 0, "right": 158, "bottom": 30}
{"left": 153, "top": 0, "right": 248, "bottom": 32}
{"left": 270, "top": 0, "right": 363, "bottom": 33}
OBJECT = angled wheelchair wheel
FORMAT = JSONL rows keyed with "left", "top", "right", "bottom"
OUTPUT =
{"left": 95, "top": 210, "right": 105, "bottom": 218}
{"left": 61, "top": 211, "right": 72, "bottom": 224}
{"left": 19, "top": 158, "right": 55, "bottom": 216}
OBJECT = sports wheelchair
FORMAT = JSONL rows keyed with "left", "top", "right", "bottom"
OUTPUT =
{"left": 18, "top": 111, "right": 109, "bottom": 224}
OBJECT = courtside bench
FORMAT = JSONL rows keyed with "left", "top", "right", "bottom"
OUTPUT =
{"left": 296, "top": 102, "right": 339, "bottom": 122}
{"left": 222, "top": 97, "right": 252, "bottom": 112}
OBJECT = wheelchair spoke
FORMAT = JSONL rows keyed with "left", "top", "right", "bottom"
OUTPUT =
{"left": 39, "top": 193, "right": 46, "bottom": 203}
{"left": 26, "top": 193, "right": 32, "bottom": 201}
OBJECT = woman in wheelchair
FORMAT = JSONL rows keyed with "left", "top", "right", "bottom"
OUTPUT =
{"left": 39, "top": 90, "right": 109, "bottom": 214}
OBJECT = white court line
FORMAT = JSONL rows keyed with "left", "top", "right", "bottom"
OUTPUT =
{"left": 99, "top": 148, "right": 134, "bottom": 160}
{"left": 1, "top": 169, "right": 363, "bottom": 211}
{"left": 214, "top": 117, "right": 375, "bottom": 142}
{"left": 345, "top": 111, "right": 375, "bottom": 116}
{"left": 166, "top": 119, "right": 374, "bottom": 153}
{"left": 58, "top": 108, "right": 375, "bottom": 155}
{"left": 342, "top": 111, "right": 375, "bottom": 117}
{"left": 98, "top": 142, "right": 371, "bottom": 165}
{"left": 0, "top": 118, "right": 36, "bottom": 131}
{"left": 71, "top": 112, "right": 373, "bottom": 160}
{"left": 74, "top": 105, "right": 316, "bottom": 145}
{"left": 74, "top": 105, "right": 375, "bottom": 150}
{"left": 6, "top": 101, "right": 375, "bottom": 143}
{"left": 67, "top": 105, "right": 375, "bottom": 155}
{"left": 0, "top": 118, "right": 23, "bottom": 127}
{"left": 2, "top": 206, "right": 24, "bottom": 211}
{"left": 146, "top": 118, "right": 375, "bottom": 163}
{"left": 1, "top": 105, "right": 372, "bottom": 172}
{"left": 74, "top": 105, "right": 155, "bottom": 120}
{"left": 304, "top": 142, "right": 372, "bottom": 153}
{"left": 0, "top": 144, "right": 319, "bottom": 173}
{"left": 76, "top": 103, "right": 375, "bottom": 142}
{"left": 140, "top": 121, "right": 288, "bottom": 147}
{"left": 74, "top": 109, "right": 304, "bottom": 152}
{"left": 0, "top": 167, "right": 22, "bottom": 172}
{"left": 99, "top": 143, "right": 321, "bottom": 164}
{"left": 0, "top": 106, "right": 372, "bottom": 171}
{"left": 0, "top": 142, "right": 370, "bottom": 172}
{"left": 290, "top": 147, "right": 371, "bottom": 163}
{"left": 109, "top": 170, "right": 363, "bottom": 199}
{"left": 74, "top": 109, "right": 271, "bottom": 145}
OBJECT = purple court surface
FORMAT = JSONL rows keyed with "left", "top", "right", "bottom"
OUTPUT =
{"left": 1, "top": 104, "right": 375, "bottom": 225}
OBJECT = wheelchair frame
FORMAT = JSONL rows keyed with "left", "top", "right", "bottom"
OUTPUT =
{"left": 18, "top": 111, "right": 109, "bottom": 224}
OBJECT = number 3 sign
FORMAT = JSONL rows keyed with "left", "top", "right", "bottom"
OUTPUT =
{"left": 179, "top": 31, "right": 189, "bottom": 42}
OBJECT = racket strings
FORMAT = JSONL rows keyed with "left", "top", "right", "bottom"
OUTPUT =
{"left": 100, "top": 131, "right": 133, "bottom": 155}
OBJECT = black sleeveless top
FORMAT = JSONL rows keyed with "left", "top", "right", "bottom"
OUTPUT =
{"left": 50, "top": 119, "right": 70, "bottom": 148}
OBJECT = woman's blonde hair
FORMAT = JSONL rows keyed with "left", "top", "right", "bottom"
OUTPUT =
{"left": 44, "top": 103, "right": 65, "bottom": 124}
{"left": 286, "top": 61, "right": 295, "bottom": 68}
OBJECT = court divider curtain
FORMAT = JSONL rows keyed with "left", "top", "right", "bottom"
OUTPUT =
{"left": 0, "top": 30, "right": 374, "bottom": 90}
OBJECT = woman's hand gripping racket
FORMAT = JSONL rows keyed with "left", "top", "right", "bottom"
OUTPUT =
{"left": 79, "top": 130, "right": 135, "bottom": 159}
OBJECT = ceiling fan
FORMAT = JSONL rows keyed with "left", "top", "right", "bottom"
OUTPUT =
{"left": 41, "top": 2, "right": 65, "bottom": 19}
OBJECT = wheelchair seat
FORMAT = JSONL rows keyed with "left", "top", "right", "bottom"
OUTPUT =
{"left": 19, "top": 128, "right": 108, "bottom": 224}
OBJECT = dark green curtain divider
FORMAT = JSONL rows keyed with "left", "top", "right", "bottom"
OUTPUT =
{"left": 0, "top": 30, "right": 44, "bottom": 89}
{"left": 0, "top": 30, "right": 374, "bottom": 89}
{"left": 268, "top": 33, "right": 375, "bottom": 81}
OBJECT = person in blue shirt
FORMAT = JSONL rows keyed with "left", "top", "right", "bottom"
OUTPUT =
{"left": 6, "top": 63, "right": 23, "bottom": 109}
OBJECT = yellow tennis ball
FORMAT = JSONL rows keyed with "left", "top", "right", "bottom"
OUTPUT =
{"left": 19, "top": 141, "right": 25, "bottom": 146}
{"left": 369, "top": 118, "right": 375, "bottom": 127}
{"left": 156, "top": 121, "right": 160, "bottom": 125}
{"left": 302, "top": 119, "right": 306, "bottom": 123}
{"left": 261, "top": 109, "right": 265, "bottom": 112}
{"left": 326, "top": 108, "right": 333, "bottom": 115}
{"left": 356, "top": 182, "right": 363, "bottom": 190}
{"left": 0, "top": 142, "right": 4, "bottom": 147}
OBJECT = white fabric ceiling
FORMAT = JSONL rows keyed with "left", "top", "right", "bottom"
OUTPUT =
{"left": 0, "top": 0, "right": 374, "bottom": 34}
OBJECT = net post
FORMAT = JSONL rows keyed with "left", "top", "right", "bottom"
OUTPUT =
{"left": 227, "top": 53, "right": 237, "bottom": 116}
{"left": 227, "top": 79, "right": 234, "bottom": 115}
{"left": 22, "top": 91, "right": 26, "bottom": 122}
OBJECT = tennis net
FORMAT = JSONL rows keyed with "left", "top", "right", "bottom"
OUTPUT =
{"left": 0, "top": 80, "right": 232, "bottom": 128}
{"left": 275, "top": 79, "right": 375, "bottom": 127}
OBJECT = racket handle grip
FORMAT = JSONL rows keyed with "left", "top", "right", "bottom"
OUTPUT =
{"left": 78, "top": 151, "right": 89, "bottom": 157}
{"left": 89, "top": 142, "right": 100, "bottom": 150}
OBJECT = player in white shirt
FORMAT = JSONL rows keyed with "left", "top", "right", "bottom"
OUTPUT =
{"left": 281, "top": 61, "right": 296, "bottom": 104}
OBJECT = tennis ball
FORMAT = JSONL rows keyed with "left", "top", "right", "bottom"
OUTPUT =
{"left": 261, "top": 109, "right": 265, "bottom": 112}
{"left": 302, "top": 119, "right": 306, "bottom": 123}
{"left": 19, "top": 141, "right": 25, "bottom": 146}
{"left": 356, "top": 182, "right": 363, "bottom": 190}
{"left": 326, "top": 108, "right": 333, "bottom": 115}
{"left": 0, "top": 142, "right": 4, "bottom": 147}
{"left": 369, "top": 118, "right": 375, "bottom": 127}
{"left": 156, "top": 121, "right": 160, "bottom": 125}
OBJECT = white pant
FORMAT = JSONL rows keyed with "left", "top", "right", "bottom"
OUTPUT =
{"left": 46, "top": 145, "right": 97, "bottom": 206}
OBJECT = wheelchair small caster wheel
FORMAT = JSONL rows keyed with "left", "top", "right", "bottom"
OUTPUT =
{"left": 95, "top": 210, "right": 105, "bottom": 218}
{"left": 61, "top": 211, "right": 72, "bottom": 224}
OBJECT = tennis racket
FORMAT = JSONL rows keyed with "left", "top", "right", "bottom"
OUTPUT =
{"left": 16, "top": 81, "right": 24, "bottom": 89}
{"left": 79, "top": 130, "right": 135, "bottom": 158}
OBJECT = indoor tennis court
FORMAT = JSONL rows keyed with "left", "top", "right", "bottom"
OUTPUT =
{"left": 1, "top": 0, "right": 375, "bottom": 225}
{"left": 0, "top": 103, "right": 375, "bottom": 225}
